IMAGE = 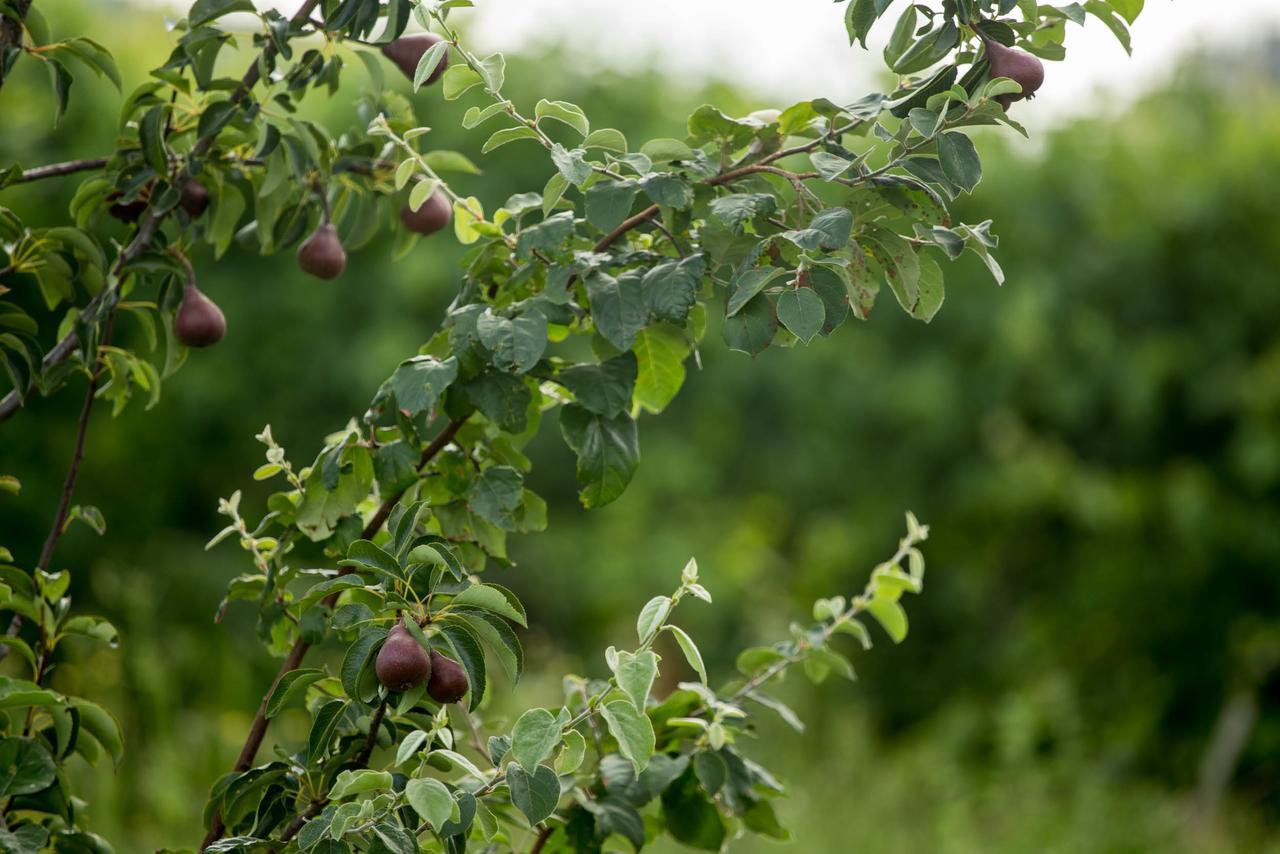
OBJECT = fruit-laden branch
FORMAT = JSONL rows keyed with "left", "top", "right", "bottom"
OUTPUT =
{"left": 0, "top": 0, "right": 34, "bottom": 92}
{"left": 201, "top": 416, "right": 467, "bottom": 850}
{"left": 0, "top": 0, "right": 323, "bottom": 426}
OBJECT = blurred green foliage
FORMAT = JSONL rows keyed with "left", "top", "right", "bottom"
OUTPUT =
{"left": 1, "top": 2, "right": 1278, "bottom": 850}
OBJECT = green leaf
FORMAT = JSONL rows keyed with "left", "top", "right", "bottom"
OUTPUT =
{"left": 558, "top": 353, "right": 637, "bottom": 418}
{"left": 452, "top": 583, "right": 527, "bottom": 627}
{"left": 405, "top": 777, "right": 457, "bottom": 829}
{"left": 663, "top": 625, "right": 707, "bottom": 685}
{"left": 328, "top": 768, "right": 393, "bottom": 800}
{"left": 188, "top": 0, "right": 254, "bottom": 26}
{"left": 467, "top": 466, "right": 524, "bottom": 529}
{"left": 640, "top": 138, "right": 697, "bottom": 163}
{"left": 209, "top": 182, "right": 245, "bottom": 259}
{"left": 601, "top": 699, "right": 655, "bottom": 774}
{"left": 48, "top": 58, "right": 72, "bottom": 128}
{"left": 59, "top": 614, "right": 118, "bottom": 646}
{"left": 863, "top": 226, "right": 921, "bottom": 316}
{"left": 442, "top": 65, "right": 483, "bottom": 100}
{"left": 866, "top": 597, "right": 909, "bottom": 643}
{"left": 662, "top": 767, "right": 727, "bottom": 850}
{"left": 454, "top": 610, "right": 524, "bottom": 684}
{"left": 265, "top": 668, "right": 325, "bottom": 718}
{"left": 139, "top": 104, "right": 169, "bottom": 175}
{"left": 535, "top": 99, "right": 590, "bottom": 136}
{"left": 559, "top": 404, "right": 640, "bottom": 509}
{"left": 510, "top": 707, "right": 560, "bottom": 771}
{"left": 476, "top": 52, "right": 506, "bottom": 91}
{"left": 308, "top": 699, "right": 347, "bottom": 763}
{"left": 736, "top": 646, "right": 787, "bottom": 677}
{"left": 585, "top": 180, "right": 638, "bottom": 233}
{"left": 477, "top": 310, "right": 547, "bottom": 374}
{"left": 422, "top": 150, "right": 481, "bottom": 175}
{"left": 937, "top": 131, "right": 982, "bottom": 193}
{"left": 583, "top": 127, "right": 628, "bottom": 152}
{"left": 775, "top": 287, "right": 825, "bottom": 344}
{"left": 437, "top": 622, "right": 486, "bottom": 710}
{"left": 341, "top": 627, "right": 386, "bottom": 703}
{"left": 745, "top": 690, "right": 805, "bottom": 733}
{"left": 556, "top": 729, "right": 587, "bottom": 774}
{"left": 710, "top": 193, "right": 776, "bottom": 235}
{"left": 338, "top": 540, "right": 402, "bottom": 580}
{"left": 721, "top": 293, "right": 777, "bottom": 356}
{"left": 631, "top": 325, "right": 688, "bottom": 415}
{"left": 727, "top": 266, "right": 787, "bottom": 317}
{"left": 911, "top": 255, "right": 945, "bottom": 322}
{"left": 381, "top": 355, "right": 457, "bottom": 416}
{"left": 395, "top": 730, "right": 430, "bottom": 766}
{"left": 70, "top": 698, "right": 124, "bottom": 767}
{"left": 0, "top": 638, "right": 35, "bottom": 673}
{"left": 586, "top": 272, "right": 647, "bottom": 351}
{"left": 506, "top": 762, "right": 560, "bottom": 825}
{"left": 1108, "top": 0, "right": 1144, "bottom": 24}
{"left": 636, "top": 596, "right": 671, "bottom": 645}
{"left": 639, "top": 173, "right": 693, "bottom": 209}
{"left": 612, "top": 650, "right": 658, "bottom": 711}
{"left": 641, "top": 255, "right": 705, "bottom": 324}
{"left": 462, "top": 371, "right": 531, "bottom": 433}
{"left": 481, "top": 126, "right": 540, "bottom": 154}
{"left": 0, "top": 739, "right": 55, "bottom": 797}
{"left": 412, "top": 40, "right": 450, "bottom": 90}
{"left": 408, "top": 178, "right": 441, "bottom": 212}
{"left": 463, "top": 102, "right": 508, "bottom": 129}
{"left": 550, "top": 143, "right": 592, "bottom": 187}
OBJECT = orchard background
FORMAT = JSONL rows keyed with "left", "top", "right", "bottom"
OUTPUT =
{"left": 0, "top": 1, "right": 1278, "bottom": 852}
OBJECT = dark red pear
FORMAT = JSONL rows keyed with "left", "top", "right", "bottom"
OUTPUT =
{"left": 399, "top": 190, "right": 451, "bottom": 236}
{"left": 426, "top": 648, "right": 468, "bottom": 704}
{"left": 175, "top": 282, "right": 226, "bottom": 348}
{"left": 179, "top": 180, "right": 210, "bottom": 218}
{"left": 297, "top": 222, "right": 347, "bottom": 280}
{"left": 381, "top": 33, "right": 449, "bottom": 85}
{"left": 375, "top": 623, "right": 432, "bottom": 693}
{"left": 107, "top": 194, "right": 147, "bottom": 223}
{"left": 982, "top": 35, "right": 1045, "bottom": 110}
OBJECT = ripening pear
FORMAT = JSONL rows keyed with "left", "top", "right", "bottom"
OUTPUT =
{"left": 179, "top": 180, "right": 210, "bottom": 218}
{"left": 375, "top": 623, "right": 432, "bottom": 692}
{"left": 297, "top": 223, "right": 347, "bottom": 280}
{"left": 426, "top": 649, "right": 468, "bottom": 704}
{"left": 382, "top": 33, "right": 449, "bottom": 85}
{"left": 399, "top": 190, "right": 451, "bottom": 236}
{"left": 982, "top": 35, "right": 1045, "bottom": 109}
{"left": 175, "top": 282, "right": 226, "bottom": 348}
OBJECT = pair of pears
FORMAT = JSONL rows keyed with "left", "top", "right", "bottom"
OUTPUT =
{"left": 375, "top": 622, "right": 469, "bottom": 703}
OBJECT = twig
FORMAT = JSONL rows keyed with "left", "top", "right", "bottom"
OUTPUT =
{"left": 529, "top": 824, "right": 553, "bottom": 853}
{"left": 0, "top": 313, "right": 114, "bottom": 663}
{"left": 11, "top": 157, "right": 109, "bottom": 184}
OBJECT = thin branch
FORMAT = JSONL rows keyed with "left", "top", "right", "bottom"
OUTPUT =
{"left": 529, "top": 824, "right": 554, "bottom": 853}
{"left": 201, "top": 415, "right": 466, "bottom": 850}
{"left": 11, "top": 157, "right": 109, "bottom": 184}
{"left": 0, "top": 313, "right": 113, "bottom": 663}
{"left": 35, "top": 315, "right": 110, "bottom": 571}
